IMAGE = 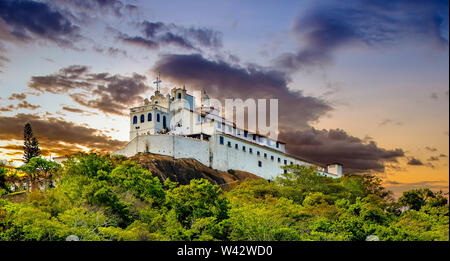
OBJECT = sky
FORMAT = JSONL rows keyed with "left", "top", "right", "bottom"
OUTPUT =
{"left": 0, "top": 0, "right": 448, "bottom": 197}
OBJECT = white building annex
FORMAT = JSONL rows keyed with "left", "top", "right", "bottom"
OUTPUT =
{"left": 113, "top": 78, "right": 343, "bottom": 180}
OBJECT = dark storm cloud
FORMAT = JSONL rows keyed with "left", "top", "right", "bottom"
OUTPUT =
{"left": 28, "top": 65, "right": 150, "bottom": 116}
{"left": 153, "top": 53, "right": 331, "bottom": 130}
{"left": 0, "top": 0, "right": 80, "bottom": 46}
{"left": 152, "top": 53, "right": 405, "bottom": 173}
{"left": 407, "top": 157, "right": 424, "bottom": 166}
{"left": 276, "top": 0, "right": 449, "bottom": 71}
{"left": 118, "top": 20, "right": 222, "bottom": 51}
{"left": 0, "top": 113, "right": 126, "bottom": 155}
{"left": 52, "top": 0, "right": 135, "bottom": 18}
{"left": 279, "top": 128, "right": 405, "bottom": 173}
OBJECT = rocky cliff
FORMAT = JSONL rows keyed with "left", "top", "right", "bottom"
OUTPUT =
{"left": 129, "top": 153, "right": 261, "bottom": 189}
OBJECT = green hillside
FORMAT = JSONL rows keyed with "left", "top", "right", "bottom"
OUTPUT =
{"left": 0, "top": 153, "right": 448, "bottom": 241}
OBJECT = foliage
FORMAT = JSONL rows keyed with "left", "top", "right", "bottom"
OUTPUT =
{"left": 18, "top": 157, "right": 61, "bottom": 192}
{"left": 0, "top": 166, "right": 9, "bottom": 195}
{"left": 23, "top": 123, "right": 41, "bottom": 164}
{"left": 0, "top": 153, "right": 448, "bottom": 241}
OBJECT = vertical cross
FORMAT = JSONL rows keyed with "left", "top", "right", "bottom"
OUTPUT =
{"left": 153, "top": 74, "right": 162, "bottom": 92}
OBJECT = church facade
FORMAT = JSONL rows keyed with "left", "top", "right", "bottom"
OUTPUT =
{"left": 113, "top": 80, "right": 343, "bottom": 180}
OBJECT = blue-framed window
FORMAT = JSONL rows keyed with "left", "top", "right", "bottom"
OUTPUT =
{"left": 258, "top": 161, "right": 262, "bottom": 167}
{"left": 140, "top": 114, "right": 145, "bottom": 123}
{"left": 148, "top": 113, "right": 152, "bottom": 121}
{"left": 133, "top": 116, "right": 137, "bottom": 124}
{"left": 219, "top": 136, "right": 224, "bottom": 144}
{"left": 244, "top": 131, "right": 248, "bottom": 137}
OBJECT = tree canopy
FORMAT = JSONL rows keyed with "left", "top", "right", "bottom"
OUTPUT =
{"left": 0, "top": 153, "right": 448, "bottom": 241}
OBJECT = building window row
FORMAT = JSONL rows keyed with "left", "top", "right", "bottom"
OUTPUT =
{"left": 216, "top": 123, "right": 282, "bottom": 150}
{"left": 133, "top": 113, "right": 160, "bottom": 124}
{"left": 219, "top": 135, "right": 295, "bottom": 167}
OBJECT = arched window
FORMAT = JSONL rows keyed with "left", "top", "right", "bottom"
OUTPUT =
{"left": 133, "top": 116, "right": 137, "bottom": 124}
{"left": 157, "top": 113, "right": 160, "bottom": 122}
{"left": 177, "top": 93, "right": 181, "bottom": 99}
{"left": 148, "top": 113, "right": 152, "bottom": 121}
{"left": 140, "top": 114, "right": 145, "bottom": 123}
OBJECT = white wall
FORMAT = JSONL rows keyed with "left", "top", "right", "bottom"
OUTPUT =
{"left": 210, "top": 133, "right": 341, "bottom": 179}
{"left": 113, "top": 134, "right": 210, "bottom": 166}
{"left": 113, "top": 133, "right": 341, "bottom": 180}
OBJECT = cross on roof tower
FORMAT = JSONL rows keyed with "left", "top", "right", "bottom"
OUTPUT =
{"left": 153, "top": 73, "right": 162, "bottom": 92}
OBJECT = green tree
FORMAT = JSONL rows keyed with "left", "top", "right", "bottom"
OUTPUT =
{"left": 166, "top": 179, "right": 229, "bottom": 228}
{"left": 18, "top": 157, "right": 60, "bottom": 192}
{"left": 23, "top": 123, "right": 41, "bottom": 163}
{"left": 399, "top": 188, "right": 448, "bottom": 211}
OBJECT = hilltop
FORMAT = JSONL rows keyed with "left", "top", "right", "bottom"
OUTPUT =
{"left": 129, "top": 153, "right": 261, "bottom": 188}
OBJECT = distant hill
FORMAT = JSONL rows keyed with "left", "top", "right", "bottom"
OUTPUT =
{"left": 129, "top": 153, "right": 261, "bottom": 189}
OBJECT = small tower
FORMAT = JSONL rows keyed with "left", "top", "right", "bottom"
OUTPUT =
{"left": 326, "top": 163, "right": 343, "bottom": 177}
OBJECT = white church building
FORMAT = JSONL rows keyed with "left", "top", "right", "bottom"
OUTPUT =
{"left": 113, "top": 78, "right": 343, "bottom": 180}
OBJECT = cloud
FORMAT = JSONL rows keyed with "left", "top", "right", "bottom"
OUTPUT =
{"left": 0, "top": 0, "right": 80, "bottom": 46}
{"left": 384, "top": 180, "right": 449, "bottom": 198}
{"left": 425, "top": 146, "right": 438, "bottom": 152}
{"left": 0, "top": 113, "right": 126, "bottom": 157}
{"left": 28, "top": 65, "right": 150, "bottom": 116}
{"left": 52, "top": 0, "right": 135, "bottom": 18}
{"left": 378, "top": 118, "right": 403, "bottom": 127}
{"left": 153, "top": 53, "right": 332, "bottom": 130}
{"left": 431, "top": 92, "right": 439, "bottom": 100}
{"left": 278, "top": 127, "right": 405, "bottom": 173}
{"left": 0, "top": 100, "right": 40, "bottom": 111}
{"left": 61, "top": 105, "right": 93, "bottom": 114}
{"left": 407, "top": 157, "right": 424, "bottom": 166}
{"left": 428, "top": 156, "right": 440, "bottom": 161}
{"left": 152, "top": 53, "right": 405, "bottom": 173}
{"left": 0, "top": 104, "right": 14, "bottom": 112}
{"left": 276, "top": 0, "right": 449, "bottom": 71}
{"left": 117, "top": 20, "right": 222, "bottom": 51}
{"left": 16, "top": 100, "right": 40, "bottom": 110}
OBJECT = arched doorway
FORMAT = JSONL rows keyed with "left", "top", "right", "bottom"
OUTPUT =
{"left": 163, "top": 115, "right": 167, "bottom": 129}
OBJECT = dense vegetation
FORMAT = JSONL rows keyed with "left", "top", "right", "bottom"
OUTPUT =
{"left": 0, "top": 153, "right": 448, "bottom": 241}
